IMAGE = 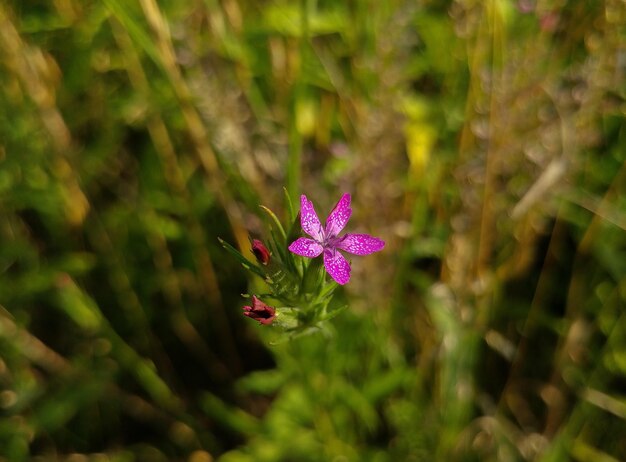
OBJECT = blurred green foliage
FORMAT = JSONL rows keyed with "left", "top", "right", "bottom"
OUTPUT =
{"left": 0, "top": 0, "right": 626, "bottom": 461}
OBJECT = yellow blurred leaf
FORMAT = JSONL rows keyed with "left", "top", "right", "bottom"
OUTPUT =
{"left": 400, "top": 95, "right": 437, "bottom": 178}
{"left": 295, "top": 97, "right": 317, "bottom": 138}
{"left": 405, "top": 122, "right": 436, "bottom": 177}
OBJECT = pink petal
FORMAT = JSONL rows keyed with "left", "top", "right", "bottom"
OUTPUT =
{"left": 288, "top": 237, "right": 323, "bottom": 258}
{"left": 325, "top": 193, "right": 352, "bottom": 237}
{"left": 336, "top": 233, "right": 385, "bottom": 255}
{"left": 323, "top": 249, "right": 351, "bottom": 285}
{"left": 242, "top": 296, "right": 276, "bottom": 324}
{"left": 300, "top": 195, "right": 323, "bottom": 241}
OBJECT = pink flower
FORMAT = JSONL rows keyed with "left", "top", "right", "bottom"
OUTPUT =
{"left": 242, "top": 296, "right": 276, "bottom": 325}
{"left": 288, "top": 194, "right": 385, "bottom": 285}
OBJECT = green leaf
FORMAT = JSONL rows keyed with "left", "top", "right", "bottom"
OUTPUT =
{"left": 236, "top": 369, "right": 287, "bottom": 394}
{"left": 102, "top": 0, "right": 164, "bottom": 73}
{"left": 55, "top": 278, "right": 102, "bottom": 332}
{"left": 260, "top": 205, "right": 287, "bottom": 243}
{"left": 283, "top": 186, "right": 296, "bottom": 224}
{"left": 218, "top": 237, "right": 266, "bottom": 279}
{"left": 199, "top": 392, "right": 259, "bottom": 435}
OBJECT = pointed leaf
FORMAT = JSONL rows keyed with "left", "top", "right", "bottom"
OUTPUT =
{"left": 218, "top": 237, "right": 266, "bottom": 278}
{"left": 283, "top": 186, "right": 296, "bottom": 224}
{"left": 260, "top": 205, "right": 287, "bottom": 243}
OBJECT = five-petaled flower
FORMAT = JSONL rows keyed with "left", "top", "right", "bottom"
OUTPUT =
{"left": 243, "top": 296, "right": 276, "bottom": 325}
{"left": 288, "top": 194, "right": 385, "bottom": 285}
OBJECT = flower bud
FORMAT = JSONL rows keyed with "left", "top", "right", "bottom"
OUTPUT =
{"left": 242, "top": 296, "right": 276, "bottom": 325}
{"left": 251, "top": 239, "right": 271, "bottom": 265}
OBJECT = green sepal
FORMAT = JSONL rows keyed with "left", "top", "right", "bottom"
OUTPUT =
{"left": 284, "top": 211, "right": 303, "bottom": 275}
{"left": 265, "top": 262, "right": 299, "bottom": 299}
{"left": 320, "top": 304, "right": 347, "bottom": 322}
{"left": 271, "top": 308, "right": 299, "bottom": 330}
{"left": 301, "top": 256, "right": 324, "bottom": 296}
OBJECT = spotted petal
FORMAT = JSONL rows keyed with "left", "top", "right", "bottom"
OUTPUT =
{"left": 323, "top": 249, "right": 351, "bottom": 285}
{"left": 325, "top": 193, "right": 352, "bottom": 238}
{"left": 336, "top": 233, "right": 385, "bottom": 255}
{"left": 288, "top": 237, "right": 323, "bottom": 258}
{"left": 300, "top": 195, "right": 323, "bottom": 241}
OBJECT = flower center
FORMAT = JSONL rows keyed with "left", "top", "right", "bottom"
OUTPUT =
{"left": 322, "top": 233, "right": 342, "bottom": 249}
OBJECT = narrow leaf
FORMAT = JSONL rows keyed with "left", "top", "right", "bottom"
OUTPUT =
{"left": 218, "top": 237, "right": 266, "bottom": 278}
{"left": 259, "top": 205, "right": 287, "bottom": 242}
{"left": 283, "top": 186, "right": 295, "bottom": 223}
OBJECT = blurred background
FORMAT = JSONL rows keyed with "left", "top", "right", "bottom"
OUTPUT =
{"left": 1, "top": 0, "right": 626, "bottom": 461}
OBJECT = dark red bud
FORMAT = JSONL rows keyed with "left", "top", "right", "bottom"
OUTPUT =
{"left": 242, "top": 296, "right": 276, "bottom": 325}
{"left": 251, "top": 239, "right": 271, "bottom": 265}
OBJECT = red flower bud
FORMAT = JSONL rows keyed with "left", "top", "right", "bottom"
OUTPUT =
{"left": 251, "top": 239, "right": 271, "bottom": 265}
{"left": 242, "top": 296, "right": 276, "bottom": 325}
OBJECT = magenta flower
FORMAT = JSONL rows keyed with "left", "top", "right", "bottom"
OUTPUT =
{"left": 243, "top": 296, "right": 276, "bottom": 325}
{"left": 288, "top": 194, "right": 385, "bottom": 285}
{"left": 251, "top": 239, "right": 271, "bottom": 265}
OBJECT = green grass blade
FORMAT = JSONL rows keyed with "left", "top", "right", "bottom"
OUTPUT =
{"left": 260, "top": 205, "right": 287, "bottom": 242}
{"left": 218, "top": 238, "right": 266, "bottom": 279}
